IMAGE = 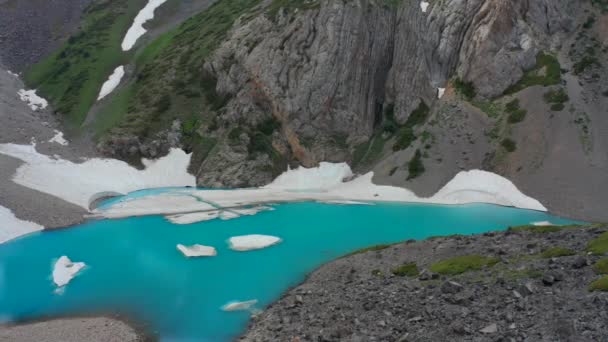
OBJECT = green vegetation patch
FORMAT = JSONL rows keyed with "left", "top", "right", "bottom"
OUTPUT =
{"left": 353, "top": 135, "right": 387, "bottom": 168}
{"left": 574, "top": 55, "right": 600, "bottom": 75}
{"left": 392, "top": 100, "right": 430, "bottom": 151}
{"left": 407, "top": 149, "right": 425, "bottom": 180}
{"left": 543, "top": 88, "right": 569, "bottom": 111}
{"left": 501, "top": 138, "right": 517, "bottom": 152}
{"left": 593, "top": 258, "right": 608, "bottom": 274}
{"left": 505, "top": 99, "right": 527, "bottom": 124}
{"left": 391, "top": 262, "right": 419, "bottom": 277}
{"left": 430, "top": 255, "right": 500, "bottom": 275}
{"left": 587, "top": 231, "right": 608, "bottom": 255}
{"left": 453, "top": 78, "right": 476, "bottom": 100}
{"left": 508, "top": 225, "right": 564, "bottom": 233}
{"left": 590, "top": 276, "right": 608, "bottom": 291}
{"left": 347, "top": 243, "right": 393, "bottom": 256}
{"left": 266, "top": 0, "right": 319, "bottom": 20}
{"left": 25, "top": 0, "right": 146, "bottom": 126}
{"left": 504, "top": 52, "right": 561, "bottom": 95}
{"left": 541, "top": 247, "right": 576, "bottom": 258}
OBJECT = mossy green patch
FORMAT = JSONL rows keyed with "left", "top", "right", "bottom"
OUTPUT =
{"left": 347, "top": 244, "right": 393, "bottom": 256}
{"left": 501, "top": 138, "right": 517, "bottom": 152}
{"left": 407, "top": 149, "right": 425, "bottom": 180}
{"left": 593, "top": 258, "right": 608, "bottom": 274}
{"left": 540, "top": 247, "right": 575, "bottom": 258}
{"left": 430, "top": 255, "right": 500, "bottom": 275}
{"left": 391, "top": 263, "right": 419, "bottom": 277}
{"left": 392, "top": 100, "right": 429, "bottom": 152}
{"left": 505, "top": 99, "right": 527, "bottom": 124}
{"left": 587, "top": 231, "right": 608, "bottom": 255}
{"left": 508, "top": 225, "right": 563, "bottom": 233}
{"left": 504, "top": 52, "right": 561, "bottom": 95}
{"left": 590, "top": 276, "right": 608, "bottom": 291}
{"left": 25, "top": 0, "right": 147, "bottom": 127}
{"left": 453, "top": 78, "right": 476, "bottom": 100}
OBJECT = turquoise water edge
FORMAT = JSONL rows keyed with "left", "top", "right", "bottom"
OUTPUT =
{"left": 0, "top": 199, "right": 577, "bottom": 341}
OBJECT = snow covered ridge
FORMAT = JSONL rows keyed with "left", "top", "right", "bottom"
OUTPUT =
{"left": 0, "top": 205, "right": 44, "bottom": 244}
{"left": 97, "top": 66, "right": 125, "bottom": 100}
{"left": 17, "top": 89, "right": 48, "bottom": 111}
{"left": 52, "top": 256, "right": 86, "bottom": 288}
{"left": 122, "top": 0, "right": 168, "bottom": 51}
{"left": 0, "top": 143, "right": 195, "bottom": 209}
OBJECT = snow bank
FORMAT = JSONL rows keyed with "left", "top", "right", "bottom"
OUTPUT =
{"left": 221, "top": 299, "right": 258, "bottom": 312}
{"left": 17, "top": 89, "right": 48, "bottom": 111}
{"left": 318, "top": 200, "right": 373, "bottom": 205}
{"left": 420, "top": 1, "right": 430, "bottom": 12}
{"left": 100, "top": 194, "right": 213, "bottom": 218}
{"left": 228, "top": 235, "right": 282, "bottom": 251}
{"left": 48, "top": 130, "right": 69, "bottom": 146}
{"left": 437, "top": 87, "right": 446, "bottom": 99}
{"left": 121, "top": 0, "right": 168, "bottom": 51}
{"left": 0, "top": 143, "right": 195, "bottom": 209}
{"left": 265, "top": 162, "right": 352, "bottom": 190}
{"left": 97, "top": 66, "right": 125, "bottom": 100}
{"left": 52, "top": 256, "right": 85, "bottom": 287}
{"left": 532, "top": 221, "right": 554, "bottom": 226}
{"left": 176, "top": 244, "right": 217, "bottom": 257}
{"left": 7, "top": 70, "right": 18, "bottom": 77}
{"left": 0, "top": 205, "right": 43, "bottom": 244}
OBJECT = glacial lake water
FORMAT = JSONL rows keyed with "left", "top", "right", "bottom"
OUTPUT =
{"left": 0, "top": 197, "right": 578, "bottom": 341}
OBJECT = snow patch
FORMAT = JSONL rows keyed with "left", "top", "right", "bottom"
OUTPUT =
{"left": 97, "top": 66, "right": 125, "bottom": 100}
{"left": 176, "top": 244, "right": 217, "bottom": 257}
{"left": 52, "top": 256, "right": 86, "bottom": 287}
{"left": 0, "top": 205, "right": 43, "bottom": 244}
{"left": 121, "top": 0, "right": 169, "bottom": 51}
{"left": 437, "top": 87, "right": 446, "bottom": 99}
{"left": 228, "top": 235, "right": 282, "bottom": 251}
{"left": 7, "top": 70, "right": 18, "bottom": 77}
{"left": 532, "top": 221, "right": 554, "bottom": 226}
{"left": 167, "top": 211, "right": 220, "bottom": 224}
{"left": 318, "top": 200, "right": 373, "bottom": 205}
{"left": 48, "top": 130, "right": 69, "bottom": 146}
{"left": 17, "top": 89, "right": 48, "bottom": 111}
{"left": 221, "top": 299, "right": 258, "bottom": 312}
{"left": 100, "top": 195, "right": 214, "bottom": 218}
{"left": 265, "top": 162, "right": 352, "bottom": 190}
{"left": 420, "top": 1, "right": 430, "bottom": 12}
{"left": 0, "top": 143, "right": 195, "bottom": 209}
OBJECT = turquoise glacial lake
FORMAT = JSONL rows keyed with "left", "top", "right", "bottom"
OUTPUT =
{"left": 0, "top": 198, "right": 577, "bottom": 341}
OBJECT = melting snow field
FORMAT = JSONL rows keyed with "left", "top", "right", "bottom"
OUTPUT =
{"left": 121, "top": 0, "right": 169, "bottom": 51}
{"left": 97, "top": 66, "right": 125, "bottom": 100}
{"left": 17, "top": 89, "right": 48, "bottom": 111}
{"left": 0, "top": 205, "right": 44, "bottom": 244}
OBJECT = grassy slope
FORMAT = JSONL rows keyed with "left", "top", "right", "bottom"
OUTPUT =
{"left": 24, "top": 0, "right": 147, "bottom": 127}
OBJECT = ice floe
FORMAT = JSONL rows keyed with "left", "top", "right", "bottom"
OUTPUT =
{"left": 420, "top": 1, "right": 430, "bottom": 12}
{"left": 52, "top": 256, "right": 86, "bottom": 287}
{"left": 0, "top": 205, "right": 43, "bottom": 244}
{"left": 121, "top": 0, "right": 169, "bottom": 51}
{"left": 0, "top": 143, "right": 195, "bottom": 209}
{"left": 167, "top": 211, "right": 220, "bottom": 224}
{"left": 17, "top": 89, "right": 48, "bottom": 111}
{"left": 48, "top": 130, "right": 69, "bottom": 146}
{"left": 176, "top": 244, "right": 217, "bottom": 257}
{"left": 221, "top": 299, "right": 258, "bottom": 312}
{"left": 97, "top": 66, "right": 125, "bottom": 100}
{"left": 228, "top": 235, "right": 282, "bottom": 251}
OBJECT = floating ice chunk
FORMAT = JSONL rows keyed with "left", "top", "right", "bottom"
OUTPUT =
{"left": 420, "top": 1, "right": 430, "bottom": 12}
{"left": 532, "top": 221, "right": 554, "bottom": 226}
{"left": 176, "top": 244, "right": 217, "bottom": 257}
{"left": 97, "top": 66, "right": 125, "bottom": 100}
{"left": 167, "top": 211, "right": 220, "bottom": 224}
{"left": 221, "top": 299, "right": 258, "bottom": 312}
{"left": 17, "top": 89, "right": 48, "bottom": 111}
{"left": 0, "top": 205, "right": 44, "bottom": 244}
{"left": 48, "top": 130, "right": 69, "bottom": 146}
{"left": 228, "top": 235, "right": 282, "bottom": 251}
{"left": 122, "top": 0, "right": 169, "bottom": 51}
{"left": 437, "top": 87, "right": 446, "bottom": 99}
{"left": 52, "top": 256, "right": 86, "bottom": 287}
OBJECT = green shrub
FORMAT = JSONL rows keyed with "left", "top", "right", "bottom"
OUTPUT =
{"left": 453, "top": 78, "right": 476, "bottom": 100}
{"left": 347, "top": 244, "right": 393, "bottom": 256}
{"left": 391, "top": 263, "right": 419, "bottom": 277}
{"left": 430, "top": 255, "right": 500, "bottom": 275}
{"left": 590, "top": 276, "right": 608, "bottom": 291}
{"left": 593, "top": 258, "right": 608, "bottom": 274}
{"left": 505, "top": 99, "right": 527, "bottom": 123}
{"left": 587, "top": 231, "right": 608, "bottom": 255}
{"left": 501, "top": 138, "right": 517, "bottom": 152}
{"left": 407, "top": 150, "right": 425, "bottom": 180}
{"left": 508, "top": 225, "right": 563, "bottom": 233}
{"left": 574, "top": 55, "right": 600, "bottom": 75}
{"left": 541, "top": 247, "right": 576, "bottom": 258}
{"left": 393, "top": 128, "right": 415, "bottom": 151}
{"left": 504, "top": 52, "right": 561, "bottom": 94}
{"left": 257, "top": 117, "right": 281, "bottom": 136}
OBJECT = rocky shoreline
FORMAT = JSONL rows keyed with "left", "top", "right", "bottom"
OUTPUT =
{"left": 240, "top": 224, "right": 608, "bottom": 341}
